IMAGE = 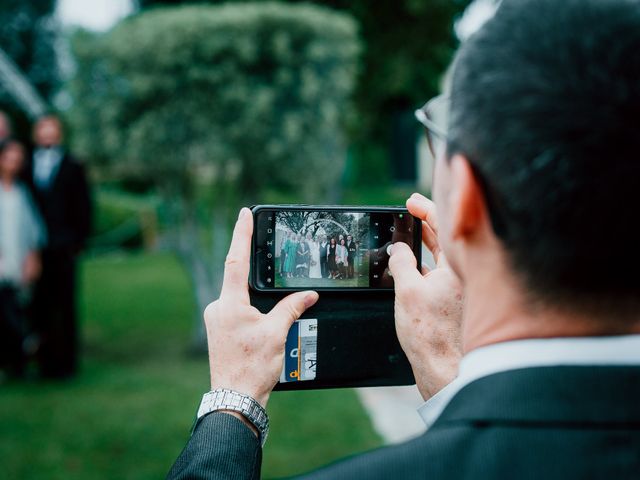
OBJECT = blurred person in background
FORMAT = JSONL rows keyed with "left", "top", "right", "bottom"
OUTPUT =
{"left": 25, "top": 114, "right": 92, "bottom": 380}
{"left": 0, "top": 139, "right": 45, "bottom": 379}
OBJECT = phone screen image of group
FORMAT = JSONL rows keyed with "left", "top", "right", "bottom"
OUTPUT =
{"left": 255, "top": 210, "right": 415, "bottom": 289}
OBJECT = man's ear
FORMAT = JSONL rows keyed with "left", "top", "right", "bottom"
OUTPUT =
{"left": 448, "top": 154, "right": 489, "bottom": 240}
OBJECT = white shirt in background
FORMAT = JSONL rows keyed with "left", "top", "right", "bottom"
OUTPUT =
{"left": 33, "top": 147, "right": 63, "bottom": 190}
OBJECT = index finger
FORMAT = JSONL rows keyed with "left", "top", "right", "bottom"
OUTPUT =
{"left": 220, "top": 207, "right": 253, "bottom": 302}
{"left": 407, "top": 193, "right": 439, "bottom": 234}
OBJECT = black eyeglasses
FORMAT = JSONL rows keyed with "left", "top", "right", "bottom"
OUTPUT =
{"left": 414, "top": 94, "right": 512, "bottom": 239}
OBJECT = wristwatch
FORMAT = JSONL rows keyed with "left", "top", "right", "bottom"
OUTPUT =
{"left": 196, "top": 388, "right": 269, "bottom": 446}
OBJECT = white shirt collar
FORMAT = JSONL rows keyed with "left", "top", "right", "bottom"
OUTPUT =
{"left": 418, "top": 335, "right": 640, "bottom": 429}
{"left": 33, "top": 147, "right": 64, "bottom": 189}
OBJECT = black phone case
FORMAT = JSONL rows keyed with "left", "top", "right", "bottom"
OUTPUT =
{"left": 250, "top": 289, "right": 415, "bottom": 390}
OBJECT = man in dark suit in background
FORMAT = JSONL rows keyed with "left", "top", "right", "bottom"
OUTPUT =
{"left": 319, "top": 235, "right": 329, "bottom": 278}
{"left": 25, "top": 114, "right": 92, "bottom": 379}
{"left": 167, "top": 1, "right": 640, "bottom": 478}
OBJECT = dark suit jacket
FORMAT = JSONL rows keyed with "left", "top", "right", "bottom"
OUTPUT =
{"left": 24, "top": 151, "right": 92, "bottom": 253}
{"left": 167, "top": 366, "right": 640, "bottom": 479}
{"left": 346, "top": 241, "right": 357, "bottom": 260}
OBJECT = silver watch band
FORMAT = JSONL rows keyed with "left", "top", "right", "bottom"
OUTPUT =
{"left": 197, "top": 388, "right": 269, "bottom": 446}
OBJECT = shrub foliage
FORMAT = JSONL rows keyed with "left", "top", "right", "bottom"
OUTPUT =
{"left": 68, "top": 2, "right": 360, "bottom": 202}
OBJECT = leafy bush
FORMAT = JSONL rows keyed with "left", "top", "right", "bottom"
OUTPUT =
{"left": 91, "top": 189, "right": 159, "bottom": 251}
{"left": 68, "top": 2, "right": 360, "bottom": 202}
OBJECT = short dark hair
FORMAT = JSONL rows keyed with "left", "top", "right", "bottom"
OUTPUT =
{"left": 449, "top": 0, "right": 640, "bottom": 317}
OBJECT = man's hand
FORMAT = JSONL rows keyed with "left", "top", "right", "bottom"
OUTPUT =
{"left": 205, "top": 208, "right": 319, "bottom": 408}
{"left": 388, "top": 193, "right": 464, "bottom": 401}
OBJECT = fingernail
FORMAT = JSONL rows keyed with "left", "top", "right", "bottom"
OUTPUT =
{"left": 238, "top": 208, "right": 247, "bottom": 220}
{"left": 303, "top": 291, "right": 318, "bottom": 308}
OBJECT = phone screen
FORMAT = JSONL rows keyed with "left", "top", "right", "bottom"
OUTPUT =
{"left": 252, "top": 207, "right": 420, "bottom": 290}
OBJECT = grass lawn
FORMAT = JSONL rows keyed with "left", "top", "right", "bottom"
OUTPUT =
{"left": 0, "top": 252, "right": 381, "bottom": 479}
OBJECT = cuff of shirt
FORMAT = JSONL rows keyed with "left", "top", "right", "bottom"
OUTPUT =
{"left": 416, "top": 380, "right": 460, "bottom": 429}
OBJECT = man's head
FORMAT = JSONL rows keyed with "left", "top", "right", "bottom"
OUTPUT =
{"left": 33, "top": 114, "right": 63, "bottom": 148}
{"left": 347, "top": 235, "right": 352, "bottom": 242}
{"left": 434, "top": 0, "right": 640, "bottom": 320}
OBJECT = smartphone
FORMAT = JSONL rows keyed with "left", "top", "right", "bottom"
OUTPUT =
{"left": 250, "top": 205, "right": 422, "bottom": 291}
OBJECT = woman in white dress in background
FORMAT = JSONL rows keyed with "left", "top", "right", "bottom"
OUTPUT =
{"left": 309, "top": 235, "right": 322, "bottom": 279}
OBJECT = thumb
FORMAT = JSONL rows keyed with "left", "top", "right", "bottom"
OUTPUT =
{"left": 266, "top": 290, "right": 319, "bottom": 332}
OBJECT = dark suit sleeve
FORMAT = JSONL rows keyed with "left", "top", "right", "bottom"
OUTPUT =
{"left": 167, "top": 413, "right": 263, "bottom": 480}
{"left": 168, "top": 411, "right": 430, "bottom": 480}
{"left": 71, "top": 161, "right": 92, "bottom": 250}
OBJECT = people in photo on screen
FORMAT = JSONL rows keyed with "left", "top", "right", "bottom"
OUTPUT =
{"left": 295, "top": 234, "right": 310, "bottom": 278}
{"left": 336, "top": 239, "right": 348, "bottom": 280}
{"left": 346, "top": 235, "right": 357, "bottom": 279}
{"left": 319, "top": 235, "right": 329, "bottom": 278}
{"left": 279, "top": 231, "right": 288, "bottom": 276}
{"left": 309, "top": 235, "right": 322, "bottom": 279}
{"left": 283, "top": 232, "right": 297, "bottom": 278}
{"left": 328, "top": 237, "right": 337, "bottom": 279}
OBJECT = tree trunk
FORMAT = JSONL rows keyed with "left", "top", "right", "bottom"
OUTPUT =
{"left": 174, "top": 199, "right": 232, "bottom": 355}
{"left": 175, "top": 205, "right": 212, "bottom": 354}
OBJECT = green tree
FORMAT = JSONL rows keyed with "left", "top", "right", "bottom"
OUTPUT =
{"left": 68, "top": 3, "right": 360, "bottom": 346}
{"left": 0, "top": 0, "right": 58, "bottom": 103}
{"left": 138, "top": 0, "right": 471, "bottom": 184}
